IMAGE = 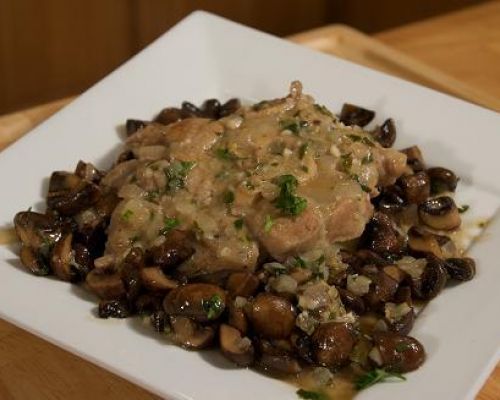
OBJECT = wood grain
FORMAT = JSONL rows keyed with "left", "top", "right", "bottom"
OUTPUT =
{"left": 376, "top": 0, "right": 500, "bottom": 104}
{"left": 1, "top": 8, "right": 499, "bottom": 400}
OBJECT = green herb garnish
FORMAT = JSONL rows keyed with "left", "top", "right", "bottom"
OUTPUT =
{"left": 296, "top": 389, "right": 328, "bottom": 400}
{"left": 264, "top": 214, "right": 274, "bottom": 233}
{"left": 121, "top": 209, "right": 134, "bottom": 221}
{"left": 350, "top": 174, "right": 371, "bottom": 193}
{"left": 203, "top": 294, "right": 224, "bottom": 320}
{"left": 159, "top": 217, "right": 180, "bottom": 235}
{"left": 294, "top": 256, "right": 307, "bottom": 268}
{"left": 314, "top": 104, "right": 334, "bottom": 118}
{"left": 215, "top": 147, "right": 238, "bottom": 161}
{"left": 348, "top": 134, "right": 375, "bottom": 147}
{"left": 165, "top": 161, "right": 196, "bottom": 192}
{"left": 362, "top": 152, "right": 373, "bottom": 164}
{"left": 280, "top": 119, "right": 300, "bottom": 135}
{"left": 273, "top": 174, "right": 308, "bottom": 216}
{"left": 458, "top": 204, "right": 470, "bottom": 213}
{"left": 223, "top": 190, "right": 235, "bottom": 204}
{"left": 340, "top": 153, "right": 353, "bottom": 172}
{"left": 355, "top": 368, "right": 406, "bottom": 391}
{"left": 234, "top": 218, "right": 244, "bottom": 230}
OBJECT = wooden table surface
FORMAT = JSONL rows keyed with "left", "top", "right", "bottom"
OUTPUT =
{"left": 1, "top": 2, "right": 499, "bottom": 399}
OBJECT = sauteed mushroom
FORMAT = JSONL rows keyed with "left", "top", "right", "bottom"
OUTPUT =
{"left": 98, "top": 299, "right": 130, "bottom": 319}
{"left": 418, "top": 255, "right": 448, "bottom": 300}
{"left": 170, "top": 316, "right": 215, "bottom": 349}
{"left": 362, "top": 212, "right": 405, "bottom": 257}
{"left": 226, "top": 272, "right": 260, "bottom": 297}
{"left": 140, "top": 267, "right": 179, "bottom": 292}
{"left": 398, "top": 172, "right": 430, "bottom": 204}
{"left": 86, "top": 269, "right": 125, "bottom": 300}
{"left": 125, "top": 119, "right": 151, "bottom": 136}
{"left": 339, "top": 103, "right": 375, "bottom": 127}
{"left": 418, "top": 196, "right": 461, "bottom": 231}
{"left": 249, "top": 293, "right": 296, "bottom": 339}
{"left": 370, "top": 332, "right": 425, "bottom": 372}
{"left": 163, "top": 283, "right": 226, "bottom": 323}
{"left": 219, "top": 324, "right": 255, "bottom": 367}
{"left": 401, "top": 146, "right": 425, "bottom": 172}
{"left": 147, "top": 230, "right": 194, "bottom": 269}
{"left": 371, "top": 118, "right": 396, "bottom": 148}
{"left": 427, "top": 167, "right": 458, "bottom": 194}
{"left": 445, "top": 257, "right": 476, "bottom": 281}
{"left": 407, "top": 227, "right": 443, "bottom": 258}
{"left": 311, "top": 322, "right": 355, "bottom": 369}
{"left": 47, "top": 171, "right": 100, "bottom": 215}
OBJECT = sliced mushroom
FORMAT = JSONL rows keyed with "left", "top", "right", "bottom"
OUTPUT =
{"left": 338, "top": 288, "right": 366, "bottom": 314}
{"left": 290, "top": 332, "right": 314, "bottom": 363}
{"left": 249, "top": 293, "right": 296, "bottom": 339}
{"left": 364, "top": 270, "right": 399, "bottom": 308}
{"left": 418, "top": 255, "right": 448, "bottom": 300}
{"left": 134, "top": 293, "right": 163, "bottom": 314}
{"left": 19, "top": 245, "right": 51, "bottom": 276}
{"left": 371, "top": 332, "right": 425, "bottom": 372}
{"left": 371, "top": 118, "right": 396, "bottom": 148}
{"left": 399, "top": 172, "right": 430, "bottom": 204}
{"left": 200, "top": 99, "right": 221, "bottom": 119}
{"left": 121, "top": 247, "right": 145, "bottom": 303}
{"left": 155, "top": 107, "right": 183, "bottom": 125}
{"left": 86, "top": 269, "right": 125, "bottom": 300}
{"left": 219, "top": 324, "right": 255, "bottom": 367}
{"left": 163, "top": 283, "right": 227, "bottom": 323}
{"left": 407, "top": 226, "right": 443, "bottom": 258}
{"left": 220, "top": 98, "right": 241, "bottom": 118}
{"left": 125, "top": 119, "right": 151, "bottom": 136}
{"left": 401, "top": 145, "right": 425, "bottom": 172}
{"left": 384, "top": 302, "right": 415, "bottom": 335}
{"left": 74, "top": 161, "right": 103, "bottom": 183}
{"left": 50, "top": 232, "right": 76, "bottom": 281}
{"left": 311, "top": 322, "right": 355, "bottom": 369}
{"left": 170, "top": 316, "right": 215, "bottom": 349}
{"left": 427, "top": 167, "right": 458, "bottom": 194}
{"left": 445, "top": 257, "right": 476, "bottom": 281}
{"left": 140, "top": 267, "right": 178, "bottom": 292}
{"left": 362, "top": 212, "right": 405, "bottom": 257}
{"left": 376, "top": 185, "right": 406, "bottom": 213}
{"left": 258, "top": 354, "right": 302, "bottom": 376}
{"left": 47, "top": 171, "right": 101, "bottom": 215}
{"left": 226, "top": 272, "right": 260, "bottom": 297}
{"left": 147, "top": 230, "right": 194, "bottom": 269}
{"left": 339, "top": 103, "right": 375, "bottom": 127}
{"left": 150, "top": 310, "right": 167, "bottom": 332}
{"left": 98, "top": 299, "right": 130, "bottom": 319}
{"left": 14, "top": 211, "right": 63, "bottom": 252}
{"left": 228, "top": 301, "right": 249, "bottom": 334}
{"left": 418, "top": 196, "right": 461, "bottom": 231}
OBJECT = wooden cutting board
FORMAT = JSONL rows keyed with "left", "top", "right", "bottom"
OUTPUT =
{"left": 0, "top": 23, "right": 498, "bottom": 400}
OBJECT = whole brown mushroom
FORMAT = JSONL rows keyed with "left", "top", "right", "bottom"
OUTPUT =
{"left": 249, "top": 293, "right": 296, "bottom": 339}
{"left": 418, "top": 196, "right": 461, "bottom": 231}
{"left": 311, "top": 322, "right": 355, "bottom": 369}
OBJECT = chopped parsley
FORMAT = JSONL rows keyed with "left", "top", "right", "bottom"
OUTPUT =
{"left": 264, "top": 214, "right": 274, "bottom": 233}
{"left": 294, "top": 256, "right": 307, "bottom": 268}
{"left": 234, "top": 218, "right": 244, "bottom": 230}
{"left": 215, "top": 147, "right": 238, "bottom": 161}
{"left": 296, "top": 389, "right": 328, "bottom": 400}
{"left": 273, "top": 174, "right": 308, "bottom": 216}
{"left": 159, "top": 217, "right": 180, "bottom": 235}
{"left": 314, "top": 104, "right": 334, "bottom": 118}
{"left": 222, "top": 190, "right": 235, "bottom": 204}
{"left": 165, "top": 161, "right": 196, "bottom": 192}
{"left": 202, "top": 294, "right": 224, "bottom": 320}
{"left": 355, "top": 368, "right": 406, "bottom": 391}
{"left": 350, "top": 174, "right": 371, "bottom": 193}
{"left": 458, "top": 204, "right": 470, "bottom": 213}
{"left": 362, "top": 152, "right": 373, "bottom": 164}
{"left": 348, "top": 134, "right": 375, "bottom": 147}
{"left": 121, "top": 209, "right": 134, "bottom": 221}
{"left": 299, "top": 143, "right": 309, "bottom": 159}
{"left": 340, "top": 153, "right": 353, "bottom": 172}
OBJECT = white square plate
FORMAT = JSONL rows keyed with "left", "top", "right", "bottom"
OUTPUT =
{"left": 1, "top": 11, "right": 499, "bottom": 400}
